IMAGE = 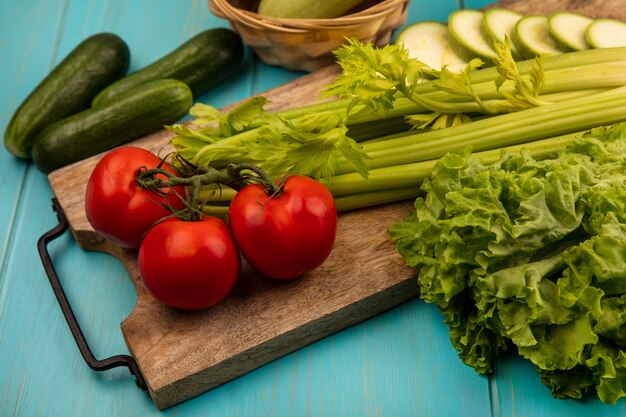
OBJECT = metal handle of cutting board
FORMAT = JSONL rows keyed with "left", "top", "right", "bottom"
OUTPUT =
{"left": 37, "top": 198, "right": 147, "bottom": 391}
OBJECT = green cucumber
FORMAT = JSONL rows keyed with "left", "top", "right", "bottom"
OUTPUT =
{"left": 586, "top": 18, "right": 626, "bottom": 48}
{"left": 4, "top": 33, "right": 129, "bottom": 159}
{"left": 394, "top": 21, "right": 468, "bottom": 73}
{"left": 548, "top": 12, "right": 593, "bottom": 51}
{"left": 32, "top": 79, "right": 192, "bottom": 173}
{"left": 92, "top": 28, "right": 243, "bottom": 107}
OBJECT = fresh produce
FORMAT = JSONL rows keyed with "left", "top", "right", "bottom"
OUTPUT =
{"left": 85, "top": 146, "right": 186, "bottom": 249}
{"left": 586, "top": 18, "right": 626, "bottom": 48}
{"left": 92, "top": 28, "right": 243, "bottom": 106}
{"left": 398, "top": 9, "right": 621, "bottom": 69}
{"left": 257, "top": 0, "right": 367, "bottom": 19}
{"left": 4, "top": 33, "right": 129, "bottom": 159}
{"left": 394, "top": 21, "right": 468, "bottom": 73}
{"left": 514, "top": 15, "right": 569, "bottom": 58}
{"left": 136, "top": 162, "right": 339, "bottom": 281}
{"left": 138, "top": 216, "right": 240, "bottom": 310}
{"left": 167, "top": 39, "right": 626, "bottom": 215}
{"left": 32, "top": 78, "right": 192, "bottom": 173}
{"left": 388, "top": 122, "right": 626, "bottom": 404}
{"left": 448, "top": 9, "right": 498, "bottom": 62}
{"left": 548, "top": 12, "right": 593, "bottom": 51}
{"left": 481, "top": 8, "right": 523, "bottom": 59}
{"left": 229, "top": 174, "right": 337, "bottom": 280}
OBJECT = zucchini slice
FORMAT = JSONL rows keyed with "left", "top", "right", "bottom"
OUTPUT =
{"left": 482, "top": 8, "right": 524, "bottom": 59}
{"left": 586, "top": 18, "right": 626, "bottom": 48}
{"left": 513, "top": 15, "right": 568, "bottom": 58}
{"left": 548, "top": 12, "right": 593, "bottom": 50}
{"left": 448, "top": 9, "right": 497, "bottom": 62}
{"left": 395, "top": 21, "right": 468, "bottom": 72}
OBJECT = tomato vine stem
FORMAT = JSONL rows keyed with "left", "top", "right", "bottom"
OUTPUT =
{"left": 135, "top": 162, "right": 283, "bottom": 218}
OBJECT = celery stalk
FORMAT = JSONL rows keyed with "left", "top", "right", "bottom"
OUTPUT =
{"left": 336, "top": 86, "right": 626, "bottom": 174}
{"left": 174, "top": 42, "right": 626, "bottom": 214}
{"left": 324, "top": 131, "right": 580, "bottom": 198}
{"left": 334, "top": 188, "right": 421, "bottom": 212}
{"left": 195, "top": 131, "right": 580, "bottom": 211}
{"left": 181, "top": 60, "right": 626, "bottom": 171}
{"left": 273, "top": 47, "right": 626, "bottom": 121}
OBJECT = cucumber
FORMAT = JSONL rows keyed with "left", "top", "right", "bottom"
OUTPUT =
{"left": 32, "top": 79, "right": 192, "bottom": 173}
{"left": 513, "top": 15, "right": 568, "bottom": 59}
{"left": 394, "top": 21, "right": 468, "bottom": 72}
{"left": 92, "top": 28, "right": 243, "bottom": 107}
{"left": 448, "top": 9, "right": 498, "bottom": 62}
{"left": 4, "top": 33, "right": 129, "bottom": 159}
{"left": 586, "top": 18, "right": 626, "bottom": 48}
{"left": 481, "top": 8, "right": 524, "bottom": 59}
{"left": 548, "top": 12, "right": 593, "bottom": 51}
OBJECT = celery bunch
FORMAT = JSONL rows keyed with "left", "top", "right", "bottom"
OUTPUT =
{"left": 167, "top": 40, "right": 626, "bottom": 214}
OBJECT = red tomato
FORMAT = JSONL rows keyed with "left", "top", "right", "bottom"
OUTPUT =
{"left": 228, "top": 175, "right": 337, "bottom": 280}
{"left": 85, "top": 146, "right": 186, "bottom": 249}
{"left": 137, "top": 216, "right": 240, "bottom": 310}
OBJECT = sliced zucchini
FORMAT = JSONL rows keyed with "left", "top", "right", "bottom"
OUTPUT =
{"left": 448, "top": 9, "right": 498, "bottom": 62}
{"left": 513, "top": 15, "right": 568, "bottom": 59}
{"left": 481, "top": 8, "right": 524, "bottom": 59}
{"left": 548, "top": 12, "right": 593, "bottom": 51}
{"left": 395, "top": 21, "right": 468, "bottom": 72}
{"left": 586, "top": 18, "right": 626, "bottom": 48}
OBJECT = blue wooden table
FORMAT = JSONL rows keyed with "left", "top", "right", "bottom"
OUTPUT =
{"left": 1, "top": 1, "right": 625, "bottom": 416}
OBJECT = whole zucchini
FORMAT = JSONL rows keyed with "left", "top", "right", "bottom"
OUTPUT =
{"left": 92, "top": 28, "right": 243, "bottom": 106}
{"left": 31, "top": 79, "right": 192, "bottom": 173}
{"left": 257, "top": 0, "right": 367, "bottom": 18}
{"left": 4, "top": 33, "right": 130, "bottom": 159}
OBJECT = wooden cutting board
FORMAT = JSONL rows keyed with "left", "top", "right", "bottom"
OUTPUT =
{"left": 47, "top": 0, "right": 625, "bottom": 409}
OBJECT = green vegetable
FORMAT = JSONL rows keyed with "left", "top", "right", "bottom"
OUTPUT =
{"left": 548, "top": 12, "right": 593, "bottom": 51}
{"left": 4, "top": 33, "right": 129, "bottom": 159}
{"left": 399, "top": 9, "right": 622, "bottom": 73}
{"left": 92, "top": 28, "right": 243, "bottom": 106}
{"left": 394, "top": 21, "right": 468, "bottom": 73}
{"left": 257, "top": 0, "right": 367, "bottom": 19}
{"left": 513, "top": 15, "right": 568, "bottom": 58}
{"left": 481, "top": 8, "right": 524, "bottom": 60}
{"left": 388, "top": 122, "right": 626, "bottom": 403}
{"left": 448, "top": 9, "right": 497, "bottom": 62}
{"left": 32, "top": 79, "right": 192, "bottom": 173}
{"left": 169, "top": 39, "right": 626, "bottom": 214}
{"left": 586, "top": 18, "right": 626, "bottom": 48}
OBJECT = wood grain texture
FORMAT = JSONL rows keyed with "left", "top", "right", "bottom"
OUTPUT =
{"left": 485, "top": 0, "right": 625, "bottom": 19}
{"left": 123, "top": 204, "right": 417, "bottom": 408}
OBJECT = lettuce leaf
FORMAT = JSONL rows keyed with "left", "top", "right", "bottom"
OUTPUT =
{"left": 389, "top": 122, "right": 626, "bottom": 403}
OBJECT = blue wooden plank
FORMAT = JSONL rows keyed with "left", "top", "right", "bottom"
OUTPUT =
{"left": 10, "top": 0, "right": 625, "bottom": 416}
{"left": 464, "top": 0, "right": 497, "bottom": 9}
{"left": 405, "top": 0, "right": 462, "bottom": 23}
{"left": 0, "top": 0, "right": 65, "bottom": 297}
{"left": 491, "top": 354, "right": 626, "bottom": 417}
